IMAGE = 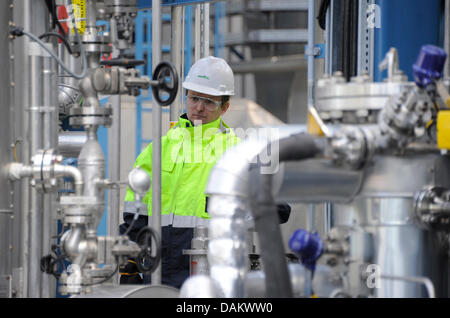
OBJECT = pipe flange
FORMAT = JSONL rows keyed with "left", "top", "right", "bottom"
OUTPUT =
{"left": 69, "top": 106, "right": 113, "bottom": 128}
{"left": 414, "top": 186, "right": 450, "bottom": 231}
{"left": 60, "top": 196, "right": 103, "bottom": 225}
{"left": 58, "top": 270, "right": 93, "bottom": 295}
{"left": 104, "top": 0, "right": 138, "bottom": 16}
{"left": 30, "top": 149, "right": 63, "bottom": 193}
{"left": 70, "top": 34, "right": 112, "bottom": 55}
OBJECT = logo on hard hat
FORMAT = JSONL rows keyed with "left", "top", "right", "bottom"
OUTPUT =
{"left": 197, "top": 75, "right": 210, "bottom": 80}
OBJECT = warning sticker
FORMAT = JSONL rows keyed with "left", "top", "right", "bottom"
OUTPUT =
{"left": 71, "top": 0, "right": 86, "bottom": 35}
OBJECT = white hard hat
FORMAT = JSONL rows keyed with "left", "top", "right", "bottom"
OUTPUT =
{"left": 182, "top": 56, "right": 235, "bottom": 96}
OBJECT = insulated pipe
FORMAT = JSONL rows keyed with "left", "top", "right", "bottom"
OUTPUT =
{"left": 206, "top": 135, "right": 280, "bottom": 297}
{"left": 249, "top": 133, "right": 322, "bottom": 298}
{"left": 205, "top": 127, "right": 324, "bottom": 297}
{"left": 151, "top": 0, "right": 162, "bottom": 285}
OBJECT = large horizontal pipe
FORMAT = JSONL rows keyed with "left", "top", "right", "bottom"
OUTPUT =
{"left": 203, "top": 125, "right": 323, "bottom": 297}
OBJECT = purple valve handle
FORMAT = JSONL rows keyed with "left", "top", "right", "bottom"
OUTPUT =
{"left": 413, "top": 44, "right": 447, "bottom": 88}
{"left": 289, "top": 229, "right": 323, "bottom": 272}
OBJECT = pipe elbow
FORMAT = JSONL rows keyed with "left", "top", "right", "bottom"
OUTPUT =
{"left": 53, "top": 164, "right": 84, "bottom": 195}
{"left": 62, "top": 226, "right": 83, "bottom": 260}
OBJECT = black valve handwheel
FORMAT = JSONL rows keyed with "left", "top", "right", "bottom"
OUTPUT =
{"left": 135, "top": 226, "right": 162, "bottom": 274}
{"left": 151, "top": 61, "right": 179, "bottom": 106}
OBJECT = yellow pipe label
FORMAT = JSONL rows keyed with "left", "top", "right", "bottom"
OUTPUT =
{"left": 71, "top": 0, "right": 86, "bottom": 35}
{"left": 437, "top": 110, "right": 450, "bottom": 150}
{"left": 307, "top": 111, "right": 325, "bottom": 137}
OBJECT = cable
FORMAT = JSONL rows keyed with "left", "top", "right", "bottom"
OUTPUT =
{"left": 122, "top": 207, "right": 141, "bottom": 237}
{"left": 43, "top": 0, "right": 68, "bottom": 39}
{"left": 10, "top": 15, "right": 87, "bottom": 79}
{"left": 39, "top": 32, "right": 73, "bottom": 54}
{"left": 40, "top": 246, "right": 67, "bottom": 279}
{"left": 24, "top": 27, "right": 86, "bottom": 79}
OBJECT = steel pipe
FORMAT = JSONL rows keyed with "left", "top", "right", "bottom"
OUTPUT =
{"left": 53, "top": 164, "right": 84, "bottom": 195}
{"left": 170, "top": 6, "right": 183, "bottom": 121}
{"left": 204, "top": 126, "right": 315, "bottom": 297}
{"left": 151, "top": 0, "right": 162, "bottom": 285}
{"left": 58, "top": 131, "right": 88, "bottom": 158}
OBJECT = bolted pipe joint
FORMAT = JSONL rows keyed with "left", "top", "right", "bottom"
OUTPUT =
{"left": 414, "top": 186, "right": 450, "bottom": 231}
{"left": 7, "top": 159, "right": 84, "bottom": 195}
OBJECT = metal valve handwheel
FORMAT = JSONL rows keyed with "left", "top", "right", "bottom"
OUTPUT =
{"left": 151, "top": 61, "right": 179, "bottom": 106}
{"left": 135, "top": 226, "right": 162, "bottom": 274}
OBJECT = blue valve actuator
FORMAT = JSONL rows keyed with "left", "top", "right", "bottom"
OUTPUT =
{"left": 413, "top": 44, "right": 447, "bottom": 88}
{"left": 289, "top": 229, "right": 323, "bottom": 272}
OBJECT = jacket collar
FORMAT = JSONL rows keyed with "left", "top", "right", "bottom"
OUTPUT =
{"left": 176, "top": 113, "right": 226, "bottom": 136}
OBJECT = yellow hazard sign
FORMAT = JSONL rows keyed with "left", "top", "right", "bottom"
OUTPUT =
{"left": 71, "top": 0, "right": 86, "bottom": 35}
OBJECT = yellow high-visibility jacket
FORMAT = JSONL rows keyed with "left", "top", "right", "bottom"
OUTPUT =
{"left": 124, "top": 114, "right": 240, "bottom": 227}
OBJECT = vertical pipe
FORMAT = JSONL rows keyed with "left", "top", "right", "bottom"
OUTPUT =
{"left": 29, "top": 42, "right": 44, "bottom": 298}
{"left": 214, "top": 2, "right": 225, "bottom": 59}
{"left": 108, "top": 43, "right": 122, "bottom": 286}
{"left": 17, "top": 0, "right": 31, "bottom": 298}
{"left": 185, "top": 6, "right": 193, "bottom": 76}
{"left": 307, "top": 0, "right": 316, "bottom": 226}
{"left": 108, "top": 94, "right": 121, "bottom": 284}
{"left": 202, "top": 4, "right": 210, "bottom": 57}
{"left": 135, "top": 11, "right": 144, "bottom": 159}
{"left": 325, "top": 0, "right": 332, "bottom": 75}
{"left": 147, "top": 11, "right": 152, "bottom": 80}
{"left": 306, "top": 1, "right": 316, "bottom": 298}
{"left": 194, "top": 4, "right": 201, "bottom": 61}
{"left": 170, "top": 6, "right": 183, "bottom": 122}
{"left": 41, "top": 41, "right": 58, "bottom": 298}
{"left": 151, "top": 0, "right": 162, "bottom": 285}
{"left": 307, "top": 0, "right": 315, "bottom": 108}
{"left": 181, "top": 6, "right": 186, "bottom": 112}
{"left": 445, "top": 0, "right": 450, "bottom": 79}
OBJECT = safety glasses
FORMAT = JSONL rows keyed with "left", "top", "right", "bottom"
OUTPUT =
{"left": 187, "top": 94, "right": 222, "bottom": 111}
